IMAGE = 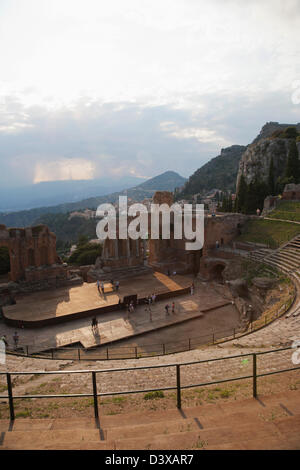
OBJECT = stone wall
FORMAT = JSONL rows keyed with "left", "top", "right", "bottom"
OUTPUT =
{"left": 282, "top": 183, "right": 300, "bottom": 201}
{"left": 0, "top": 224, "right": 64, "bottom": 282}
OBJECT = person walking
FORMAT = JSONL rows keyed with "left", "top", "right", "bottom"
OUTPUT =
{"left": 115, "top": 280, "right": 120, "bottom": 292}
{"left": 97, "top": 279, "right": 101, "bottom": 294}
{"left": 13, "top": 331, "right": 19, "bottom": 349}
{"left": 190, "top": 284, "right": 194, "bottom": 295}
{"left": 151, "top": 293, "right": 156, "bottom": 304}
{"left": 172, "top": 302, "right": 175, "bottom": 314}
{"left": 92, "top": 317, "right": 98, "bottom": 332}
{"left": 126, "top": 304, "right": 130, "bottom": 320}
{"left": 100, "top": 281, "right": 104, "bottom": 294}
{"left": 165, "top": 304, "right": 170, "bottom": 316}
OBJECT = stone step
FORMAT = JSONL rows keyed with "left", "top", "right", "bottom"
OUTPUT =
{"left": 284, "top": 248, "right": 300, "bottom": 259}
{"left": 267, "top": 253, "right": 300, "bottom": 270}
{"left": 278, "top": 248, "right": 300, "bottom": 260}
{"left": 1, "top": 392, "right": 300, "bottom": 450}
{"left": 113, "top": 418, "right": 296, "bottom": 450}
{"left": 264, "top": 259, "right": 291, "bottom": 273}
{"left": 2, "top": 410, "right": 298, "bottom": 450}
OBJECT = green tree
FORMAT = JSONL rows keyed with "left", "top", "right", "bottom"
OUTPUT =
{"left": 236, "top": 175, "right": 248, "bottom": 213}
{"left": 244, "top": 179, "right": 269, "bottom": 214}
{"left": 268, "top": 157, "right": 275, "bottom": 196}
{"left": 285, "top": 140, "right": 300, "bottom": 182}
{"left": 77, "top": 234, "right": 89, "bottom": 247}
{"left": 284, "top": 126, "right": 298, "bottom": 139}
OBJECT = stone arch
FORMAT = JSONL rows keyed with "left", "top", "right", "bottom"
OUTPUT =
{"left": 209, "top": 263, "right": 226, "bottom": 282}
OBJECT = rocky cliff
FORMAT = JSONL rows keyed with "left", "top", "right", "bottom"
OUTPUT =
{"left": 237, "top": 123, "right": 300, "bottom": 189}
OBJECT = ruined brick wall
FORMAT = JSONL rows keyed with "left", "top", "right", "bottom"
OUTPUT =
{"left": 203, "top": 214, "right": 248, "bottom": 255}
{"left": 99, "top": 191, "right": 249, "bottom": 276}
{"left": 0, "top": 224, "right": 61, "bottom": 282}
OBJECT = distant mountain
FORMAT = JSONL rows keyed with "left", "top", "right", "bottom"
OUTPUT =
{"left": 176, "top": 145, "right": 247, "bottom": 198}
{"left": 135, "top": 171, "right": 186, "bottom": 191}
{"left": 0, "top": 175, "right": 144, "bottom": 212}
{"left": 0, "top": 171, "right": 186, "bottom": 228}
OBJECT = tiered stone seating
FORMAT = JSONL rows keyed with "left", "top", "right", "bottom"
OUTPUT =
{"left": 248, "top": 235, "right": 300, "bottom": 317}
{"left": 0, "top": 391, "right": 299, "bottom": 449}
{"left": 249, "top": 248, "right": 274, "bottom": 262}
{"left": 262, "top": 235, "right": 300, "bottom": 273}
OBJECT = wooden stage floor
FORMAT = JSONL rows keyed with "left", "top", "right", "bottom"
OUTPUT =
{"left": 3, "top": 272, "right": 194, "bottom": 323}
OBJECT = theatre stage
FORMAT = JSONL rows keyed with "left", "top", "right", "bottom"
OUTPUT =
{"left": 3, "top": 272, "right": 194, "bottom": 326}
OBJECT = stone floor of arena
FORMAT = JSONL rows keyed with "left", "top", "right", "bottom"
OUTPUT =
{"left": 0, "top": 277, "right": 240, "bottom": 353}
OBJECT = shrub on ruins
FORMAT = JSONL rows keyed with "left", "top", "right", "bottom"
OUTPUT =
{"left": 68, "top": 242, "right": 102, "bottom": 266}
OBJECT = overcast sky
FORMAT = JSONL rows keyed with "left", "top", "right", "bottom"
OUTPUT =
{"left": 0, "top": 0, "right": 299, "bottom": 188}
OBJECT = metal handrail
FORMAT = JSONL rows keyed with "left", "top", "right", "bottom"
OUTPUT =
{"left": 0, "top": 346, "right": 299, "bottom": 420}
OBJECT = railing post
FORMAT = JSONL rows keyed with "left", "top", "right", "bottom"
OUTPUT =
{"left": 106, "top": 348, "right": 109, "bottom": 360}
{"left": 253, "top": 354, "right": 257, "bottom": 398}
{"left": 212, "top": 333, "right": 214, "bottom": 344}
{"left": 78, "top": 349, "right": 81, "bottom": 361}
{"left": 51, "top": 349, "right": 54, "bottom": 359}
{"left": 163, "top": 344, "right": 166, "bottom": 355}
{"left": 26, "top": 346, "right": 29, "bottom": 356}
{"left": 233, "top": 328, "right": 235, "bottom": 339}
{"left": 176, "top": 365, "right": 181, "bottom": 409}
{"left": 92, "top": 372, "right": 99, "bottom": 419}
{"left": 188, "top": 338, "right": 191, "bottom": 350}
{"left": 6, "top": 373, "right": 14, "bottom": 421}
{"left": 135, "top": 347, "right": 138, "bottom": 359}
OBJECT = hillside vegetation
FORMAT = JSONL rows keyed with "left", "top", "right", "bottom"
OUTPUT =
{"left": 34, "top": 213, "right": 98, "bottom": 245}
{"left": 237, "top": 219, "right": 300, "bottom": 248}
{"left": 268, "top": 200, "right": 300, "bottom": 222}
{"left": 177, "top": 145, "right": 246, "bottom": 198}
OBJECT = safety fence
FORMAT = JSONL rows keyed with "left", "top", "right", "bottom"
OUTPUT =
{"left": 1, "top": 346, "right": 299, "bottom": 420}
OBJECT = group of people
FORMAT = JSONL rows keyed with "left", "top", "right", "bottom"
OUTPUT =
{"left": 126, "top": 301, "right": 135, "bottom": 318}
{"left": 164, "top": 302, "right": 176, "bottom": 316}
{"left": 97, "top": 279, "right": 120, "bottom": 295}
{"left": 146, "top": 293, "right": 156, "bottom": 305}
